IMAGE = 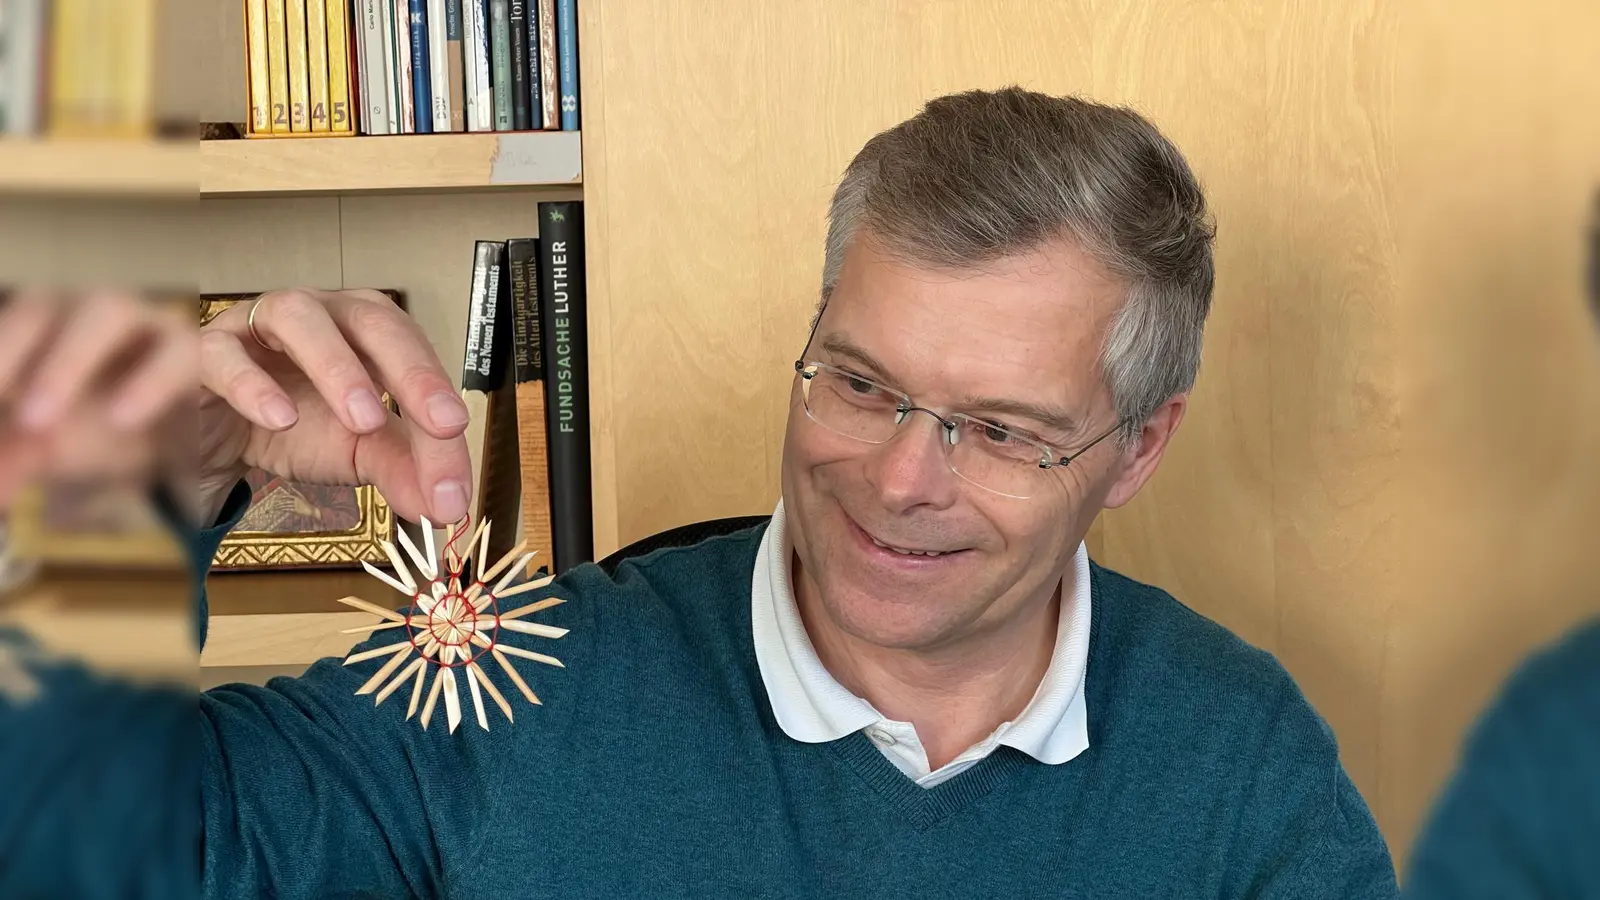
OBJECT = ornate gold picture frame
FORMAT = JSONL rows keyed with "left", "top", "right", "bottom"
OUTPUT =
{"left": 200, "top": 293, "right": 402, "bottom": 572}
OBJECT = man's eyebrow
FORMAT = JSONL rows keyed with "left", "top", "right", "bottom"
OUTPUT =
{"left": 818, "top": 334, "right": 1081, "bottom": 437}
{"left": 817, "top": 335, "right": 898, "bottom": 384}
{"left": 960, "top": 396, "right": 1081, "bottom": 439}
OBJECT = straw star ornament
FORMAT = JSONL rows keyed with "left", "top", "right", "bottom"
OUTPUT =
{"left": 336, "top": 516, "right": 566, "bottom": 733}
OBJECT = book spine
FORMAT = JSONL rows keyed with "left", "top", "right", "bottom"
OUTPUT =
{"left": 326, "top": 0, "right": 353, "bottom": 131}
{"left": 245, "top": 0, "right": 272, "bottom": 133}
{"left": 120, "top": 0, "right": 158, "bottom": 136}
{"left": 392, "top": 0, "right": 413, "bottom": 133}
{"left": 537, "top": 202, "right": 593, "bottom": 573}
{"left": 427, "top": 0, "right": 449, "bottom": 130}
{"left": 524, "top": 0, "right": 541, "bottom": 129}
{"left": 365, "top": 0, "right": 393, "bottom": 133}
{"left": 408, "top": 0, "right": 431, "bottom": 132}
{"left": 265, "top": 0, "right": 292, "bottom": 132}
{"left": 5, "top": 0, "right": 42, "bottom": 134}
{"left": 508, "top": 0, "right": 529, "bottom": 130}
{"left": 459, "top": 0, "right": 478, "bottom": 130}
{"left": 508, "top": 237, "right": 553, "bottom": 572}
{"left": 470, "top": 0, "right": 492, "bottom": 131}
{"left": 351, "top": 0, "right": 370, "bottom": 132}
{"left": 480, "top": 250, "right": 523, "bottom": 563}
{"left": 535, "top": 0, "right": 556, "bottom": 130}
{"left": 306, "top": 0, "right": 330, "bottom": 132}
{"left": 463, "top": 241, "right": 507, "bottom": 394}
{"left": 445, "top": 0, "right": 464, "bottom": 131}
{"left": 488, "top": 0, "right": 511, "bottom": 132}
{"left": 286, "top": 0, "right": 310, "bottom": 131}
{"left": 555, "top": 0, "right": 577, "bottom": 130}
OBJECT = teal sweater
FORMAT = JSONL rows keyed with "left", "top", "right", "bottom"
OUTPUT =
{"left": 1, "top": 480, "right": 1398, "bottom": 898}
{"left": 1405, "top": 619, "right": 1600, "bottom": 899}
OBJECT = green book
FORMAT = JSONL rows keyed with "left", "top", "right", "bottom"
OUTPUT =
{"left": 489, "top": 0, "right": 512, "bottom": 131}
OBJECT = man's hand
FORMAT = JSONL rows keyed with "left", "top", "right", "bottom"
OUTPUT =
{"left": 0, "top": 291, "right": 197, "bottom": 517}
{"left": 197, "top": 288, "right": 472, "bottom": 527}
{"left": 0, "top": 289, "right": 473, "bottom": 531}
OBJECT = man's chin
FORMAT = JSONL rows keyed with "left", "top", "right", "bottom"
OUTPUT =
{"left": 816, "top": 582, "right": 966, "bottom": 652}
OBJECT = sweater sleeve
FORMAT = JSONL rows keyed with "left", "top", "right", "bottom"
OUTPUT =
{"left": 1404, "top": 622, "right": 1600, "bottom": 900}
{"left": 0, "top": 479, "right": 494, "bottom": 900}
{"left": 1223, "top": 673, "right": 1401, "bottom": 900}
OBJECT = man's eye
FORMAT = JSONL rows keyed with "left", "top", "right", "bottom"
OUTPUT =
{"left": 980, "top": 423, "right": 1013, "bottom": 443}
{"left": 845, "top": 376, "right": 877, "bottom": 395}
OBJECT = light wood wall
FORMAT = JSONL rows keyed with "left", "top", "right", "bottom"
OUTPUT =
{"left": 579, "top": 0, "right": 1600, "bottom": 866}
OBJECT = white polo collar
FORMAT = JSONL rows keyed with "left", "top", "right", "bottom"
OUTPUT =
{"left": 751, "top": 498, "right": 1092, "bottom": 783}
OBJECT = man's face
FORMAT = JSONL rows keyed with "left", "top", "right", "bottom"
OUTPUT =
{"left": 781, "top": 234, "right": 1132, "bottom": 651}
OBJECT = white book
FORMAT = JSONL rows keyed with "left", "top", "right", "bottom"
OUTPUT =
{"left": 469, "top": 0, "right": 492, "bottom": 131}
{"left": 461, "top": 0, "right": 482, "bottom": 131}
{"left": 394, "top": 0, "right": 414, "bottom": 133}
{"left": 352, "top": 0, "right": 370, "bottom": 133}
{"left": 4, "top": 0, "right": 42, "bottom": 134}
{"left": 427, "top": 0, "right": 449, "bottom": 130}
{"left": 375, "top": 0, "right": 398, "bottom": 133}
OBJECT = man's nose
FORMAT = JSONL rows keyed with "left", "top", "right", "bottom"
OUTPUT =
{"left": 862, "top": 408, "right": 961, "bottom": 514}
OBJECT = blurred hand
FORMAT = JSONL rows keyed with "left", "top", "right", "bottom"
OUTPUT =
{"left": 196, "top": 288, "right": 472, "bottom": 527}
{"left": 0, "top": 291, "right": 196, "bottom": 517}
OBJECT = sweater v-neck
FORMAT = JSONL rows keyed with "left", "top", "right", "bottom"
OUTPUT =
{"left": 827, "top": 731, "right": 1032, "bottom": 827}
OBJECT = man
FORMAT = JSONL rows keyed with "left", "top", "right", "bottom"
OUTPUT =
{"left": 1403, "top": 195, "right": 1600, "bottom": 898}
{"left": 0, "top": 88, "right": 1398, "bottom": 897}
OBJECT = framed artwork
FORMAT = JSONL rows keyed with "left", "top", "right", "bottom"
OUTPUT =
{"left": 7, "top": 480, "right": 184, "bottom": 570}
{"left": 200, "top": 292, "right": 404, "bottom": 572}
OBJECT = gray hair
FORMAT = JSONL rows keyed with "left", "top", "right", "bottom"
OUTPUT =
{"left": 820, "top": 87, "right": 1216, "bottom": 445}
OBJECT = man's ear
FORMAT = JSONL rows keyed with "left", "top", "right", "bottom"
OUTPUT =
{"left": 1102, "top": 394, "right": 1188, "bottom": 510}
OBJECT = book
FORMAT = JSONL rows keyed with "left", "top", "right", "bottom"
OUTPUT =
{"left": 524, "top": 0, "right": 542, "bottom": 129}
{"left": 507, "top": 238, "right": 553, "bottom": 575}
{"left": 462, "top": 240, "right": 521, "bottom": 562}
{"left": 364, "top": 0, "right": 394, "bottom": 133}
{"left": 265, "top": 0, "right": 292, "bottom": 133}
{"left": 488, "top": 0, "right": 511, "bottom": 131}
{"left": 326, "top": 0, "right": 354, "bottom": 131}
{"left": 537, "top": 202, "right": 593, "bottom": 573}
{"left": 508, "top": 0, "right": 530, "bottom": 131}
{"left": 245, "top": 0, "right": 272, "bottom": 133}
{"left": 286, "top": 0, "right": 311, "bottom": 131}
{"left": 535, "top": 0, "right": 556, "bottom": 129}
{"left": 306, "top": 0, "right": 330, "bottom": 132}
{"left": 408, "top": 0, "right": 432, "bottom": 132}
{"left": 352, "top": 0, "right": 371, "bottom": 132}
{"left": 1, "top": 0, "right": 42, "bottom": 135}
{"left": 393, "top": 0, "right": 414, "bottom": 133}
{"left": 427, "top": 0, "right": 450, "bottom": 130}
{"left": 555, "top": 0, "right": 577, "bottom": 130}
{"left": 445, "top": 0, "right": 465, "bottom": 131}
{"left": 463, "top": 0, "right": 491, "bottom": 131}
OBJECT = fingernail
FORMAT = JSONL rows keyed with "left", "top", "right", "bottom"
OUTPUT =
{"left": 427, "top": 392, "right": 470, "bottom": 430}
{"left": 433, "top": 480, "right": 469, "bottom": 523}
{"left": 347, "top": 389, "right": 388, "bottom": 431}
{"left": 261, "top": 396, "right": 298, "bottom": 430}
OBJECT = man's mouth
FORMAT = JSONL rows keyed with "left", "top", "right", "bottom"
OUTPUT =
{"left": 843, "top": 513, "right": 968, "bottom": 563}
{"left": 865, "top": 534, "right": 951, "bottom": 557}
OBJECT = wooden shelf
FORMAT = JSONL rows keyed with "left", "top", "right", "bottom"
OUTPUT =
{"left": 0, "top": 139, "right": 197, "bottom": 197}
{"left": 200, "top": 130, "right": 584, "bottom": 197}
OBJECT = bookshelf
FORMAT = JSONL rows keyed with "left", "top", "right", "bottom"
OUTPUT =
{"left": 200, "top": 130, "right": 584, "bottom": 197}
{"left": 0, "top": 139, "right": 197, "bottom": 197}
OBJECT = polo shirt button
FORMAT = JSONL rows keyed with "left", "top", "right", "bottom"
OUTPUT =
{"left": 867, "top": 728, "right": 897, "bottom": 747}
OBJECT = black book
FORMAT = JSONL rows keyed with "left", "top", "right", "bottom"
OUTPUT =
{"left": 508, "top": 0, "right": 531, "bottom": 130}
{"left": 462, "top": 240, "right": 508, "bottom": 392}
{"left": 525, "top": 0, "right": 543, "bottom": 129}
{"left": 536, "top": 202, "right": 592, "bottom": 573}
{"left": 463, "top": 240, "right": 521, "bottom": 562}
{"left": 507, "top": 237, "right": 552, "bottom": 576}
